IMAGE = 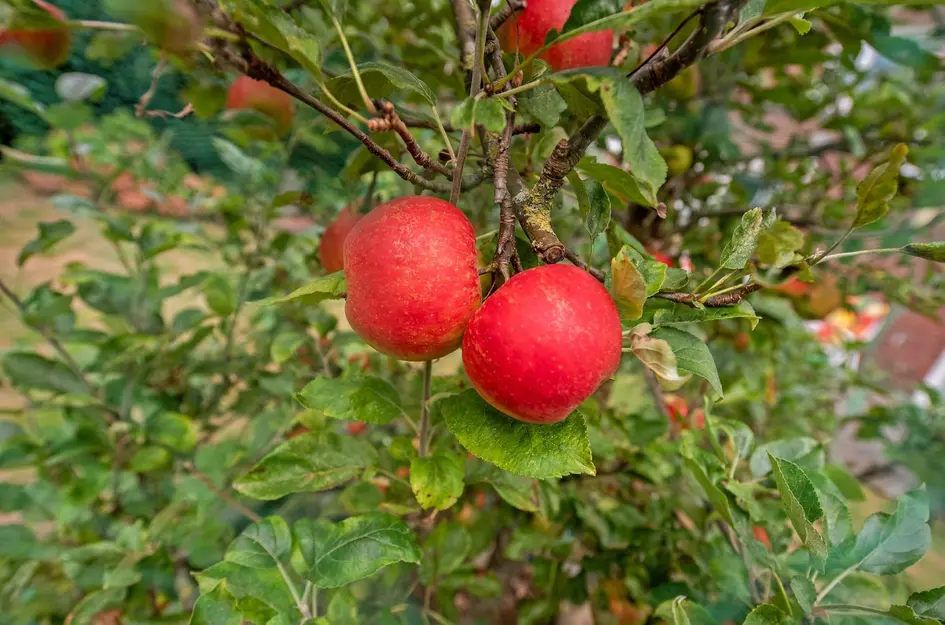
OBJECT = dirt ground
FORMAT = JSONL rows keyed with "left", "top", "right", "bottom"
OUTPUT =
{"left": 0, "top": 181, "right": 943, "bottom": 593}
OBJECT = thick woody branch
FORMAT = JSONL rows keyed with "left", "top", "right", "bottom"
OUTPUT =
{"left": 450, "top": 0, "right": 477, "bottom": 70}
{"left": 522, "top": 0, "right": 742, "bottom": 257}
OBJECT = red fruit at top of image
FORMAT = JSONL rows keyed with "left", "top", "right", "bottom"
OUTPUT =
{"left": 664, "top": 394, "right": 688, "bottom": 422}
{"left": 500, "top": 0, "right": 614, "bottom": 71}
{"left": 462, "top": 264, "right": 622, "bottom": 424}
{"left": 225, "top": 76, "right": 296, "bottom": 135}
{"left": 0, "top": 0, "right": 72, "bottom": 69}
{"left": 344, "top": 196, "right": 481, "bottom": 361}
{"left": 319, "top": 203, "right": 363, "bottom": 274}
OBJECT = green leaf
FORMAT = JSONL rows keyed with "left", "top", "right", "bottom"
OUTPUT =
{"left": 479, "top": 469, "right": 539, "bottom": 512}
{"left": 420, "top": 521, "right": 471, "bottom": 584}
{"left": 225, "top": 517, "right": 292, "bottom": 569}
{"left": 202, "top": 275, "right": 237, "bottom": 316}
{"left": 294, "top": 513, "right": 421, "bottom": 588}
{"left": 750, "top": 437, "right": 818, "bottom": 476}
{"left": 823, "top": 464, "right": 866, "bottom": 502}
{"left": 238, "top": 3, "right": 321, "bottom": 78}
{"left": 149, "top": 412, "right": 199, "bottom": 453}
{"left": 598, "top": 77, "right": 667, "bottom": 207}
{"left": 611, "top": 246, "right": 647, "bottom": 320}
{"left": 579, "top": 159, "right": 654, "bottom": 207}
{"left": 261, "top": 272, "right": 347, "bottom": 306}
{"left": 908, "top": 586, "right": 945, "bottom": 620}
{"left": 655, "top": 596, "right": 720, "bottom": 625}
{"left": 769, "top": 454, "right": 827, "bottom": 570}
{"left": 569, "top": 172, "right": 611, "bottom": 241}
{"left": 852, "top": 486, "right": 931, "bottom": 575}
{"left": 562, "top": 0, "right": 624, "bottom": 32}
{"left": 296, "top": 376, "right": 402, "bottom": 425}
{"left": 756, "top": 221, "right": 805, "bottom": 268}
{"left": 129, "top": 446, "right": 171, "bottom": 473}
{"left": 450, "top": 97, "right": 506, "bottom": 132}
{"left": 901, "top": 242, "right": 945, "bottom": 264}
{"left": 69, "top": 588, "right": 128, "bottom": 625}
{"left": 355, "top": 61, "right": 437, "bottom": 105}
{"left": 441, "top": 390, "right": 595, "bottom": 479}
{"left": 682, "top": 454, "right": 735, "bottom": 526}
{"left": 720, "top": 208, "right": 765, "bottom": 270}
{"left": 195, "top": 563, "right": 299, "bottom": 620}
{"left": 17, "top": 219, "right": 75, "bottom": 266}
{"left": 518, "top": 81, "right": 567, "bottom": 127}
{"left": 661, "top": 268, "right": 691, "bottom": 292}
{"left": 213, "top": 138, "right": 267, "bottom": 180}
{"left": 0, "top": 77, "right": 46, "bottom": 117}
{"left": 1, "top": 352, "right": 87, "bottom": 395}
{"left": 410, "top": 452, "right": 465, "bottom": 510}
{"left": 653, "top": 301, "right": 761, "bottom": 330}
{"left": 55, "top": 73, "right": 107, "bottom": 102}
{"left": 189, "top": 582, "right": 243, "bottom": 625}
{"left": 887, "top": 605, "right": 941, "bottom": 625}
{"left": 234, "top": 432, "right": 377, "bottom": 500}
{"left": 852, "top": 143, "right": 908, "bottom": 229}
{"left": 270, "top": 333, "right": 307, "bottom": 364}
{"left": 791, "top": 576, "right": 816, "bottom": 614}
{"left": 652, "top": 327, "right": 722, "bottom": 396}
{"left": 326, "top": 588, "right": 359, "bottom": 625}
{"left": 743, "top": 604, "right": 791, "bottom": 625}
{"left": 788, "top": 15, "right": 812, "bottom": 35}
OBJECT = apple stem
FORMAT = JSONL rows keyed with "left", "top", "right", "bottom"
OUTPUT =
{"left": 418, "top": 360, "right": 434, "bottom": 456}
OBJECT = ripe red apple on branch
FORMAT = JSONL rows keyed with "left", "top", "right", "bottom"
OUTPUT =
{"left": 500, "top": 0, "right": 614, "bottom": 71}
{"left": 462, "top": 264, "right": 622, "bottom": 424}
{"left": 319, "top": 203, "right": 363, "bottom": 274}
{"left": 0, "top": 0, "right": 72, "bottom": 69}
{"left": 225, "top": 76, "right": 296, "bottom": 135}
{"left": 344, "top": 196, "right": 481, "bottom": 361}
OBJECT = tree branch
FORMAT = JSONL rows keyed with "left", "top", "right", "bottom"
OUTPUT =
{"left": 199, "top": 8, "right": 486, "bottom": 195}
{"left": 369, "top": 101, "right": 454, "bottom": 178}
{"left": 0, "top": 278, "right": 104, "bottom": 405}
{"left": 519, "top": 0, "right": 743, "bottom": 259}
{"left": 489, "top": 0, "right": 526, "bottom": 32}
{"left": 655, "top": 283, "right": 762, "bottom": 307}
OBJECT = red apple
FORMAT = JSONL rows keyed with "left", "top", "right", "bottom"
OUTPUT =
{"left": 21, "top": 170, "right": 68, "bottom": 194}
{"left": 346, "top": 421, "right": 367, "bottom": 436}
{"left": 319, "top": 203, "right": 362, "bottom": 274}
{"left": 753, "top": 526, "right": 771, "bottom": 550}
{"left": 500, "top": 0, "right": 613, "bottom": 71}
{"left": 462, "top": 264, "right": 622, "bottom": 424}
{"left": 649, "top": 251, "right": 675, "bottom": 267}
{"left": 0, "top": 0, "right": 72, "bottom": 69}
{"left": 344, "top": 196, "right": 481, "bottom": 361}
{"left": 225, "top": 76, "right": 296, "bottom": 135}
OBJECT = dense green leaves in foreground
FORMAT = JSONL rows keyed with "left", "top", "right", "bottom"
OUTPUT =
{"left": 1, "top": 0, "right": 944, "bottom": 622}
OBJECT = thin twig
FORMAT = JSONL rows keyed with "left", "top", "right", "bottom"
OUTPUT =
{"left": 417, "top": 360, "right": 434, "bottom": 457}
{"left": 564, "top": 249, "right": 605, "bottom": 281}
{"left": 489, "top": 0, "right": 526, "bottom": 32}
{"left": 184, "top": 462, "right": 262, "bottom": 523}
{"left": 136, "top": 54, "right": 167, "bottom": 118}
{"left": 654, "top": 283, "right": 762, "bottom": 307}
{"left": 369, "top": 102, "right": 453, "bottom": 178}
{"left": 450, "top": 1, "right": 490, "bottom": 205}
{"left": 0, "top": 278, "right": 102, "bottom": 402}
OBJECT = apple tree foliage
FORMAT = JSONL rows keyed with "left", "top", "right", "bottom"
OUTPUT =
{"left": 0, "top": 0, "right": 945, "bottom": 623}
